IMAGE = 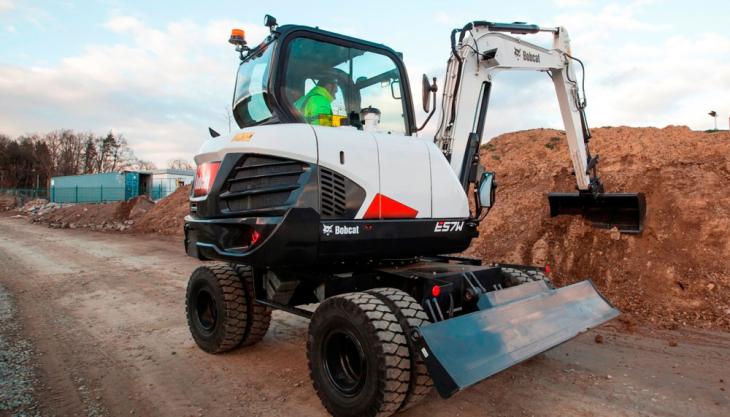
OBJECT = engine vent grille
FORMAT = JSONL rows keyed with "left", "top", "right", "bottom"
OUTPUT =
{"left": 320, "top": 168, "right": 347, "bottom": 216}
{"left": 220, "top": 155, "right": 307, "bottom": 213}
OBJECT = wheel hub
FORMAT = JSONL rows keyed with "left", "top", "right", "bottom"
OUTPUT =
{"left": 195, "top": 288, "right": 217, "bottom": 333}
{"left": 322, "top": 329, "right": 366, "bottom": 397}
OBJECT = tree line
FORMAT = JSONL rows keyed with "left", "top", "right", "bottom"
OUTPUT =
{"left": 0, "top": 130, "right": 155, "bottom": 189}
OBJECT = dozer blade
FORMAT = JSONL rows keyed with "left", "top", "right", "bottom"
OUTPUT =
{"left": 417, "top": 280, "right": 618, "bottom": 398}
{"left": 548, "top": 192, "right": 646, "bottom": 233}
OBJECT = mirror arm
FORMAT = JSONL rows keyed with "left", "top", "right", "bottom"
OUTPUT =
{"left": 415, "top": 89, "right": 438, "bottom": 132}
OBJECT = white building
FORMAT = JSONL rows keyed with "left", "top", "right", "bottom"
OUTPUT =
{"left": 139, "top": 169, "right": 194, "bottom": 200}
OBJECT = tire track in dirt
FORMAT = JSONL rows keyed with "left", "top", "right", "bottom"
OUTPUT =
{"left": 0, "top": 217, "right": 728, "bottom": 417}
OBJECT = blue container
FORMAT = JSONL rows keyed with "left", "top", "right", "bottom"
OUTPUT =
{"left": 50, "top": 172, "right": 140, "bottom": 203}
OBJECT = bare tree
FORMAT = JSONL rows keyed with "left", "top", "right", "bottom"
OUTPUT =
{"left": 0, "top": 129, "right": 145, "bottom": 187}
{"left": 134, "top": 160, "right": 158, "bottom": 171}
{"left": 167, "top": 159, "right": 194, "bottom": 171}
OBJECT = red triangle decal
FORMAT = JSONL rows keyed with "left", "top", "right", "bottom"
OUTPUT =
{"left": 363, "top": 193, "right": 418, "bottom": 219}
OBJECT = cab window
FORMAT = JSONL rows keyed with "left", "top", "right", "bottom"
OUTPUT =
{"left": 282, "top": 37, "right": 408, "bottom": 134}
{"left": 233, "top": 43, "right": 275, "bottom": 128}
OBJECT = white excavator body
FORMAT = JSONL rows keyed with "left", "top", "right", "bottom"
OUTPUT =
{"left": 182, "top": 18, "right": 645, "bottom": 416}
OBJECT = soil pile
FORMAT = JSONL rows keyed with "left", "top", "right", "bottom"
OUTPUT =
{"left": 29, "top": 196, "right": 154, "bottom": 232}
{"left": 469, "top": 126, "right": 730, "bottom": 330}
{"left": 0, "top": 194, "right": 16, "bottom": 211}
{"left": 132, "top": 185, "right": 191, "bottom": 236}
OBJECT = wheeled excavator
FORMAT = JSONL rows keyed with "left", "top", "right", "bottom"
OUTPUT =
{"left": 183, "top": 15, "right": 646, "bottom": 417}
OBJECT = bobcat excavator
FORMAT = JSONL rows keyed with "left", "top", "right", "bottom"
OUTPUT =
{"left": 183, "top": 15, "right": 645, "bottom": 417}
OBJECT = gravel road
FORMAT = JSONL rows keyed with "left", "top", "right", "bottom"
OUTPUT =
{"left": 0, "top": 216, "right": 728, "bottom": 417}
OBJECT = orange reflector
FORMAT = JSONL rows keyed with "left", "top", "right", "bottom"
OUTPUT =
{"left": 545, "top": 264, "right": 551, "bottom": 276}
{"left": 431, "top": 285, "right": 441, "bottom": 297}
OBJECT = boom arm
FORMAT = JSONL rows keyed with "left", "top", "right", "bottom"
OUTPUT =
{"left": 435, "top": 22, "right": 599, "bottom": 193}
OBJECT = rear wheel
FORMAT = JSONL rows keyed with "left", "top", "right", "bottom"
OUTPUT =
{"left": 185, "top": 263, "right": 247, "bottom": 353}
{"left": 367, "top": 288, "right": 433, "bottom": 411}
{"left": 307, "top": 292, "right": 411, "bottom": 417}
{"left": 230, "top": 264, "right": 272, "bottom": 347}
{"left": 501, "top": 267, "right": 554, "bottom": 288}
{"left": 185, "top": 263, "right": 272, "bottom": 353}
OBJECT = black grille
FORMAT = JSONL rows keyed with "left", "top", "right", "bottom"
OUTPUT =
{"left": 320, "top": 168, "right": 347, "bottom": 216}
{"left": 220, "top": 155, "right": 307, "bottom": 212}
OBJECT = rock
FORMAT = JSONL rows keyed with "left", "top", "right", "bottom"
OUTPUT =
{"left": 706, "top": 283, "right": 715, "bottom": 291}
{"left": 594, "top": 334, "right": 604, "bottom": 344}
{"left": 609, "top": 227, "right": 621, "bottom": 241}
{"left": 668, "top": 340, "right": 678, "bottom": 347}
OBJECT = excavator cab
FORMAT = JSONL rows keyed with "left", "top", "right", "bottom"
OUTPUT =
{"left": 230, "top": 25, "right": 416, "bottom": 135}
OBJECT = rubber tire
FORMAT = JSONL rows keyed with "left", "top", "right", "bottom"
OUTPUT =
{"left": 185, "top": 263, "right": 247, "bottom": 353}
{"left": 501, "top": 267, "right": 554, "bottom": 288}
{"left": 367, "top": 288, "right": 433, "bottom": 411}
{"left": 307, "top": 292, "right": 411, "bottom": 417}
{"left": 230, "top": 264, "right": 272, "bottom": 347}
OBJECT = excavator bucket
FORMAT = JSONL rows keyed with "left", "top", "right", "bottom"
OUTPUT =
{"left": 547, "top": 192, "right": 646, "bottom": 233}
{"left": 417, "top": 280, "right": 618, "bottom": 398}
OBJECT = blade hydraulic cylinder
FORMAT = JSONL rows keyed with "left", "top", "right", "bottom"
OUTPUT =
{"left": 417, "top": 280, "right": 619, "bottom": 398}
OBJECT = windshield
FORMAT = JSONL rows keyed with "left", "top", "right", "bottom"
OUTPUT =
{"left": 281, "top": 37, "right": 408, "bottom": 134}
{"left": 233, "top": 42, "right": 275, "bottom": 128}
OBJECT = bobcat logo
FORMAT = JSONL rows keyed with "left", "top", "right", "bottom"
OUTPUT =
{"left": 514, "top": 47, "right": 522, "bottom": 58}
{"left": 322, "top": 224, "right": 334, "bottom": 236}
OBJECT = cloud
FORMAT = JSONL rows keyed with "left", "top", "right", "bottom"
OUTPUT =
{"left": 477, "top": 1, "right": 730, "bottom": 139}
{"left": 0, "top": 16, "right": 269, "bottom": 166}
{"left": 104, "top": 15, "right": 144, "bottom": 33}
{"left": 553, "top": 0, "right": 592, "bottom": 7}
{"left": 0, "top": 0, "right": 14, "bottom": 13}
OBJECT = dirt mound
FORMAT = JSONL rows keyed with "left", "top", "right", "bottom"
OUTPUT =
{"left": 469, "top": 126, "right": 730, "bottom": 330}
{"left": 0, "top": 194, "right": 16, "bottom": 211}
{"left": 30, "top": 195, "right": 154, "bottom": 232}
{"left": 133, "top": 185, "right": 190, "bottom": 236}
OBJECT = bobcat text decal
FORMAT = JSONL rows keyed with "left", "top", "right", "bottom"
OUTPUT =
{"left": 322, "top": 224, "right": 360, "bottom": 236}
{"left": 513, "top": 47, "right": 540, "bottom": 63}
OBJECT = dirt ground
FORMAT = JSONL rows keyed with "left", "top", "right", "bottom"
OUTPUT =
{"left": 0, "top": 217, "right": 728, "bottom": 417}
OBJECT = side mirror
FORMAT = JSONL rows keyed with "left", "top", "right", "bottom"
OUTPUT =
{"left": 421, "top": 74, "right": 438, "bottom": 113}
{"left": 415, "top": 74, "right": 439, "bottom": 132}
{"left": 422, "top": 75, "right": 430, "bottom": 112}
{"left": 390, "top": 79, "right": 402, "bottom": 100}
{"left": 478, "top": 172, "right": 496, "bottom": 208}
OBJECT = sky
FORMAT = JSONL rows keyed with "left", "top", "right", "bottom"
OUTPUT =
{"left": 1, "top": 0, "right": 728, "bottom": 166}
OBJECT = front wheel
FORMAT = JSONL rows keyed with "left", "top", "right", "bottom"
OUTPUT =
{"left": 307, "top": 292, "right": 411, "bottom": 417}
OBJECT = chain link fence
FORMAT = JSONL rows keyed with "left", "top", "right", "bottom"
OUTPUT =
{"left": 0, "top": 188, "right": 49, "bottom": 206}
{"left": 1, "top": 180, "right": 188, "bottom": 205}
